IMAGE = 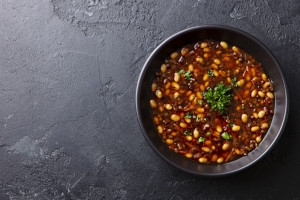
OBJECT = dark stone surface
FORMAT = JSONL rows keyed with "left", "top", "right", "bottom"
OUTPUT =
{"left": 0, "top": 0, "right": 299, "bottom": 199}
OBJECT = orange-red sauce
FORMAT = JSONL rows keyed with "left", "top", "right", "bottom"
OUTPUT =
{"left": 150, "top": 40, "right": 274, "bottom": 164}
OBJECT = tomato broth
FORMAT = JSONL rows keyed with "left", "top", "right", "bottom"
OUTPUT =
{"left": 150, "top": 40, "right": 274, "bottom": 164}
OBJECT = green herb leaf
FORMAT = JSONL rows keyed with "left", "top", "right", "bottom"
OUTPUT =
{"left": 229, "top": 122, "right": 234, "bottom": 127}
{"left": 184, "top": 131, "right": 192, "bottom": 136}
{"left": 185, "top": 113, "right": 192, "bottom": 118}
{"left": 178, "top": 70, "right": 185, "bottom": 75}
{"left": 202, "top": 83, "right": 233, "bottom": 114}
{"left": 221, "top": 132, "right": 232, "bottom": 140}
{"left": 198, "top": 137, "right": 206, "bottom": 142}
{"left": 184, "top": 70, "right": 192, "bottom": 81}
{"left": 204, "top": 118, "right": 207, "bottom": 121}
{"left": 206, "top": 131, "right": 211, "bottom": 135}
{"left": 231, "top": 77, "right": 238, "bottom": 87}
{"left": 193, "top": 115, "right": 199, "bottom": 122}
{"left": 242, "top": 105, "right": 245, "bottom": 109}
{"left": 208, "top": 69, "right": 214, "bottom": 77}
{"left": 198, "top": 100, "right": 203, "bottom": 105}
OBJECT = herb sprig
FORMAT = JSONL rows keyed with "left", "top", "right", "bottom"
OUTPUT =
{"left": 178, "top": 70, "right": 185, "bottom": 75}
{"left": 184, "top": 131, "right": 192, "bottom": 136}
{"left": 221, "top": 132, "right": 232, "bottom": 140}
{"left": 177, "top": 70, "right": 192, "bottom": 81}
{"left": 193, "top": 115, "right": 199, "bottom": 122}
{"left": 202, "top": 83, "right": 233, "bottom": 114}
{"left": 185, "top": 113, "right": 192, "bottom": 118}
{"left": 231, "top": 77, "right": 238, "bottom": 87}
{"left": 184, "top": 70, "right": 192, "bottom": 81}
{"left": 208, "top": 69, "right": 214, "bottom": 77}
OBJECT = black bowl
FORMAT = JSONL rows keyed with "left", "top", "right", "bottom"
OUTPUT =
{"left": 136, "top": 25, "right": 289, "bottom": 176}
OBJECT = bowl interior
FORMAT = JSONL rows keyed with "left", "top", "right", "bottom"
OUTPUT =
{"left": 136, "top": 26, "right": 288, "bottom": 176}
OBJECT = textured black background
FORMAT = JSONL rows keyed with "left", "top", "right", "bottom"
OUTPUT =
{"left": 0, "top": 0, "right": 299, "bottom": 199}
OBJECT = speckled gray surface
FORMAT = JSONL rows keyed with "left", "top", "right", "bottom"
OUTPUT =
{"left": 0, "top": 0, "right": 299, "bottom": 199}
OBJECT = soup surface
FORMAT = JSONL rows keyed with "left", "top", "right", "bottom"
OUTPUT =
{"left": 150, "top": 40, "right": 274, "bottom": 164}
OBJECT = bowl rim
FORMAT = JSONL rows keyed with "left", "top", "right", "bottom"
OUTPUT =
{"left": 135, "top": 24, "right": 289, "bottom": 176}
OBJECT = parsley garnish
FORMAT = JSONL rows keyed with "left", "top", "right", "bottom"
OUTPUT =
{"left": 242, "top": 105, "right": 245, "bottom": 109}
{"left": 184, "top": 70, "right": 192, "bottom": 81}
{"left": 204, "top": 118, "right": 207, "bottom": 121}
{"left": 198, "top": 100, "right": 203, "bottom": 105}
{"left": 206, "top": 131, "right": 211, "bottom": 135}
{"left": 178, "top": 70, "right": 185, "bottom": 75}
{"left": 193, "top": 115, "right": 199, "bottom": 122}
{"left": 198, "top": 137, "right": 206, "bottom": 142}
{"left": 221, "top": 132, "right": 232, "bottom": 140}
{"left": 229, "top": 122, "right": 234, "bottom": 127}
{"left": 231, "top": 77, "right": 238, "bottom": 87}
{"left": 208, "top": 69, "right": 214, "bottom": 77}
{"left": 184, "top": 131, "right": 192, "bottom": 136}
{"left": 177, "top": 70, "right": 192, "bottom": 81}
{"left": 202, "top": 83, "right": 233, "bottom": 114}
{"left": 185, "top": 113, "right": 192, "bottom": 118}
